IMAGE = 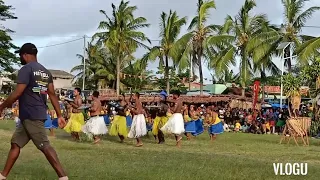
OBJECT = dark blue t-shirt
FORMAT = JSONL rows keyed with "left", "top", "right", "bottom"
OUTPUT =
{"left": 17, "top": 61, "right": 53, "bottom": 120}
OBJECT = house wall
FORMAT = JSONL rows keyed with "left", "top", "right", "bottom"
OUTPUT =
{"left": 53, "top": 78, "right": 73, "bottom": 89}
{"left": 184, "top": 82, "right": 201, "bottom": 90}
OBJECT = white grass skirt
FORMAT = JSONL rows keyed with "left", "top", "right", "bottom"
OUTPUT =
{"left": 160, "top": 113, "right": 185, "bottom": 135}
{"left": 128, "top": 114, "right": 147, "bottom": 138}
{"left": 82, "top": 116, "right": 108, "bottom": 135}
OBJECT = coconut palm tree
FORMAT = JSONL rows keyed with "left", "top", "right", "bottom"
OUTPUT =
{"left": 173, "top": 0, "right": 234, "bottom": 95}
{"left": 212, "top": 0, "right": 274, "bottom": 96}
{"left": 71, "top": 44, "right": 116, "bottom": 90}
{"left": 254, "top": 0, "right": 320, "bottom": 71}
{"left": 121, "top": 59, "right": 154, "bottom": 91}
{"left": 141, "top": 10, "right": 187, "bottom": 94}
{"left": 93, "top": 0, "right": 151, "bottom": 95}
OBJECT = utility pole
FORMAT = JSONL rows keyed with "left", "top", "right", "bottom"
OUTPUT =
{"left": 82, "top": 35, "right": 86, "bottom": 90}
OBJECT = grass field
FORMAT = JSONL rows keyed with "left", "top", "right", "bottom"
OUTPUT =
{"left": 0, "top": 120, "right": 320, "bottom": 180}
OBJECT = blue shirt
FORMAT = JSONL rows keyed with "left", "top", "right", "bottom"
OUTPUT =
{"left": 17, "top": 61, "right": 53, "bottom": 120}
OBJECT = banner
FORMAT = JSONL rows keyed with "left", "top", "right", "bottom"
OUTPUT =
{"left": 253, "top": 80, "right": 260, "bottom": 110}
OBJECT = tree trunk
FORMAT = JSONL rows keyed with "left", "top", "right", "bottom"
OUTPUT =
{"left": 241, "top": 48, "right": 246, "bottom": 97}
{"left": 116, "top": 56, "right": 121, "bottom": 96}
{"left": 198, "top": 51, "right": 204, "bottom": 96}
{"left": 165, "top": 55, "right": 170, "bottom": 94}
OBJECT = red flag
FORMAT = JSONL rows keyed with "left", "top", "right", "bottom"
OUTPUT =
{"left": 253, "top": 80, "right": 260, "bottom": 110}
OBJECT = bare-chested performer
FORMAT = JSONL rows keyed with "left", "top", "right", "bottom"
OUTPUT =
{"left": 161, "top": 90, "right": 185, "bottom": 147}
{"left": 63, "top": 88, "right": 85, "bottom": 141}
{"left": 128, "top": 92, "right": 147, "bottom": 147}
{"left": 82, "top": 91, "right": 108, "bottom": 144}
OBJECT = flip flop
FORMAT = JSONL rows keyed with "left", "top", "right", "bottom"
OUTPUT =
{"left": 135, "top": 143, "right": 143, "bottom": 147}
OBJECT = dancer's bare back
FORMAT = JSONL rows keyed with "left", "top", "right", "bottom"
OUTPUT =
{"left": 90, "top": 99, "right": 101, "bottom": 116}
{"left": 172, "top": 99, "right": 183, "bottom": 114}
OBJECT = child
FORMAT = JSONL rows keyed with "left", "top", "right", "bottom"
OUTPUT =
{"left": 234, "top": 120, "right": 241, "bottom": 132}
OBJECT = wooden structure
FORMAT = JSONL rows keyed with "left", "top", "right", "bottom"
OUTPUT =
{"left": 280, "top": 117, "right": 311, "bottom": 146}
{"left": 93, "top": 89, "right": 260, "bottom": 108}
{"left": 229, "top": 99, "right": 261, "bottom": 110}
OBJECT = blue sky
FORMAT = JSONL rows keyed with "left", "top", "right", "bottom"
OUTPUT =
{"left": 4, "top": 0, "right": 320, "bottom": 84}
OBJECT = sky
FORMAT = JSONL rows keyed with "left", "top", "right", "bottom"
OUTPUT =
{"left": 3, "top": 0, "right": 320, "bottom": 84}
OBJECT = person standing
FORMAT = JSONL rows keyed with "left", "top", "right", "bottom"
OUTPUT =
{"left": 152, "top": 97, "right": 169, "bottom": 144}
{"left": 128, "top": 92, "right": 147, "bottom": 147}
{"left": 0, "top": 43, "right": 68, "bottom": 180}
{"left": 63, "top": 88, "right": 85, "bottom": 141}
{"left": 109, "top": 106, "right": 128, "bottom": 143}
{"left": 206, "top": 107, "right": 224, "bottom": 141}
{"left": 161, "top": 90, "right": 185, "bottom": 148}
{"left": 82, "top": 91, "right": 108, "bottom": 144}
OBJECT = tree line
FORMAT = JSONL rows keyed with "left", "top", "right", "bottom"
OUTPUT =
{"left": 1, "top": 0, "right": 320, "bottom": 97}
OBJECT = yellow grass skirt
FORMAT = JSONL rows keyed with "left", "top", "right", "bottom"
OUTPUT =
{"left": 64, "top": 113, "right": 85, "bottom": 133}
{"left": 109, "top": 115, "right": 128, "bottom": 137}
{"left": 152, "top": 116, "right": 169, "bottom": 135}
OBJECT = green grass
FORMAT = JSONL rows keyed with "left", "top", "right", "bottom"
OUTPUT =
{"left": 1, "top": 120, "right": 320, "bottom": 180}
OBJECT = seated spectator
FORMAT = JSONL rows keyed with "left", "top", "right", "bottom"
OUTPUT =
{"left": 241, "top": 122, "right": 249, "bottom": 133}
{"left": 234, "top": 120, "right": 241, "bottom": 132}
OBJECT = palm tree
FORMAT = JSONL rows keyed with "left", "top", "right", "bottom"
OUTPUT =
{"left": 256, "top": 0, "right": 320, "bottom": 71}
{"left": 174, "top": 0, "right": 233, "bottom": 95}
{"left": 213, "top": 0, "right": 274, "bottom": 96}
{"left": 121, "top": 60, "right": 154, "bottom": 91}
{"left": 142, "top": 10, "right": 187, "bottom": 94}
{"left": 215, "top": 70, "right": 239, "bottom": 84}
{"left": 71, "top": 44, "right": 116, "bottom": 90}
{"left": 93, "top": 0, "right": 150, "bottom": 95}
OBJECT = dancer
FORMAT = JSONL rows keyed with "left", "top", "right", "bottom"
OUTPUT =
{"left": 190, "top": 105, "right": 204, "bottom": 137}
{"left": 82, "top": 91, "right": 108, "bottom": 144}
{"left": 128, "top": 92, "right": 147, "bottom": 147}
{"left": 0, "top": 43, "right": 68, "bottom": 180}
{"left": 161, "top": 90, "right": 185, "bottom": 147}
{"left": 152, "top": 98, "right": 169, "bottom": 144}
{"left": 206, "top": 107, "right": 224, "bottom": 141}
{"left": 109, "top": 106, "right": 128, "bottom": 143}
{"left": 64, "top": 88, "right": 85, "bottom": 141}
{"left": 183, "top": 105, "right": 194, "bottom": 140}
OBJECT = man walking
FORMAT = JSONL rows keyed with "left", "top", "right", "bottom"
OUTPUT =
{"left": 0, "top": 43, "right": 68, "bottom": 180}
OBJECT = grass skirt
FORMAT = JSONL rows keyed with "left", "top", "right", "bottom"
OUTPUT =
{"left": 64, "top": 113, "right": 85, "bottom": 133}
{"left": 126, "top": 116, "right": 132, "bottom": 127}
{"left": 185, "top": 121, "right": 196, "bottom": 133}
{"left": 208, "top": 121, "right": 224, "bottom": 135}
{"left": 161, "top": 113, "right": 185, "bottom": 135}
{"left": 103, "top": 115, "right": 110, "bottom": 126}
{"left": 109, "top": 115, "right": 128, "bottom": 137}
{"left": 128, "top": 114, "right": 147, "bottom": 138}
{"left": 152, "top": 116, "right": 168, "bottom": 135}
{"left": 82, "top": 116, "right": 108, "bottom": 135}
{"left": 192, "top": 119, "right": 204, "bottom": 136}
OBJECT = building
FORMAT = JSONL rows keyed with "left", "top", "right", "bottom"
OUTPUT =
{"left": 13, "top": 69, "right": 74, "bottom": 89}
{"left": 47, "top": 69, "right": 74, "bottom": 89}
